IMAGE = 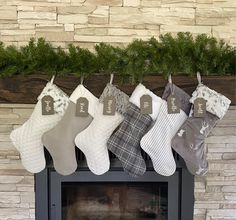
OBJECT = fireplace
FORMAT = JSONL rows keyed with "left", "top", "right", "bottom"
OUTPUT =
{"left": 35, "top": 149, "right": 194, "bottom": 220}
{"left": 62, "top": 182, "right": 168, "bottom": 219}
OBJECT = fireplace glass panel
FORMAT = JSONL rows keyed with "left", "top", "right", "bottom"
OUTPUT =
{"left": 62, "top": 182, "right": 168, "bottom": 220}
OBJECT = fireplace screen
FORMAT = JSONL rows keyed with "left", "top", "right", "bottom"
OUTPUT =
{"left": 35, "top": 162, "right": 194, "bottom": 220}
{"left": 62, "top": 182, "right": 168, "bottom": 220}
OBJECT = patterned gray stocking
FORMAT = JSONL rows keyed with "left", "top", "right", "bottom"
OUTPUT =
{"left": 107, "top": 84, "right": 163, "bottom": 177}
{"left": 172, "top": 84, "right": 231, "bottom": 176}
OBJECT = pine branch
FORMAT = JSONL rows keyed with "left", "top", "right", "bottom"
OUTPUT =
{"left": 0, "top": 33, "right": 235, "bottom": 82}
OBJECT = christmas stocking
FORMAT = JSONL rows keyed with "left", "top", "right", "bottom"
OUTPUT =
{"left": 75, "top": 84, "right": 129, "bottom": 175}
{"left": 42, "top": 84, "right": 98, "bottom": 175}
{"left": 172, "top": 84, "right": 231, "bottom": 176}
{"left": 141, "top": 83, "right": 191, "bottom": 176}
{"left": 10, "top": 82, "right": 69, "bottom": 173}
{"left": 107, "top": 84, "right": 163, "bottom": 177}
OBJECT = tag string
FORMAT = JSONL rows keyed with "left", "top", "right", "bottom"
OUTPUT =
{"left": 110, "top": 73, "right": 114, "bottom": 85}
{"left": 197, "top": 72, "right": 202, "bottom": 85}
{"left": 50, "top": 75, "right": 55, "bottom": 84}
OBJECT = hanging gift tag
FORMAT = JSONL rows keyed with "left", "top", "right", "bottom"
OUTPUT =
{"left": 76, "top": 97, "right": 89, "bottom": 117}
{"left": 140, "top": 95, "right": 152, "bottom": 114}
{"left": 194, "top": 98, "right": 206, "bottom": 117}
{"left": 42, "top": 95, "right": 54, "bottom": 115}
{"left": 167, "top": 95, "right": 180, "bottom": 114}
{"left": 103, "top": 96, "right": 116, "bottom": 115}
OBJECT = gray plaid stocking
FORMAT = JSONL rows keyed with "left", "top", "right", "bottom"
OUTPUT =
{"left": 107, "top": 84, "right": 163, "bottom": 177}
{"left": 107, "top": 103, "right": 152, "bottom": 177}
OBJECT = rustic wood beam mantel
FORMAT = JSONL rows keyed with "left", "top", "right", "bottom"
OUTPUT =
{"left": 0, "top": 75, "right": 235, "bottom": 105}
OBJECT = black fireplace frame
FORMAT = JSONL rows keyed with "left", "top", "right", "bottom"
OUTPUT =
{"left": 35, "top": 152, "right": 194, "bottom": 220}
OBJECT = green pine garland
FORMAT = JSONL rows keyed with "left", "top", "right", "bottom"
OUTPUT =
{"left": 0, "top": 32, "right": 235, "bottom": 82}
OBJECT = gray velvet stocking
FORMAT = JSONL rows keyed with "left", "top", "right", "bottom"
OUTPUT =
{"left": 171, "top": 84, "right": 231, "bottom": 176}
{"left": 172, "top": 110, "right": 218, "bottom": 175}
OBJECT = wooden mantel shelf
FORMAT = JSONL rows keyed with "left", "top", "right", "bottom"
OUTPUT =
{"left": 0, "top": 74, "right": 235, "bottom": 105}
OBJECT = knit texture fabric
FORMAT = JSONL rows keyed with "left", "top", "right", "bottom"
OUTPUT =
{"left": 42, "top": 84, "right": 98, "bottom": 176}
{"left": 172, "top": 84, "right": 231, "bottom": 176}
{"left": 107, "top": 84, "right": 162, "bottom": 177}
{"left": 141, "top": 83, "right": 191, "bottom": 176}
{"left": 10, "top": 82, "right": 69, "bottom": 173}
{"left": 75, "top": 84, "right": 129, "bottom": 175}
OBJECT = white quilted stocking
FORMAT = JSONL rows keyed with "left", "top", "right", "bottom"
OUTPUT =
{"left": 10, "top": 82, "right": 69, "bottom": 173}
{"left": 75, "top": 84, "right": 129, "bottom": 175}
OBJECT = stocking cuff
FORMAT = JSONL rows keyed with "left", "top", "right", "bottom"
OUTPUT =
{"left": 190, "top": 84, "right": 231, "bottom": 119}
{"left": 129, "top": 83, "right": 163, "bottom": 120}
{"left": 70, "top": 84, "right": 99, "bottom": 118}
{"left": 38, "top": 82, "right": 69, "bottom": 116}
{"left": 162, "top": 83, "right": 192, "bottom": 115}
{"left": 99, "top": 84, "right": 129, "bottom": 115}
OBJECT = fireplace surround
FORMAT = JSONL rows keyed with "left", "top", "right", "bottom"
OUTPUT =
{"left": 0, "top": 79, "right": 234, "bottom": 220}
{"left": 35, "top": 150, "right": 194, "bottom": 220}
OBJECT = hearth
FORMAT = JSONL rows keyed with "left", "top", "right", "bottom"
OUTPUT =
{"left": 35, "top": 149, "right": 194, "bottom": 220}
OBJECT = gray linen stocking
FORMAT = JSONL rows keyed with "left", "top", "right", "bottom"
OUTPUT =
{"left": 42, "top": 84, "right": 98, "bottom": 175}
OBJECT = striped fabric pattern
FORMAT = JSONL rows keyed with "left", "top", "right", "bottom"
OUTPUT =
{"left": 107, "top": 103, "right": 152, "bottom": 177}
{"left": 140, "top": 101, "right": 187, "bottom": 176}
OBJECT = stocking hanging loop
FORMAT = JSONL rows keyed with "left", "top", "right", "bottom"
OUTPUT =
{"left": 109, "top": 73, "right": 114, "bottom": 85}
{"left": 80, "top": 75, "right": 84, "bottom": 85}
{"left": 168, "top": 74, "right": 172, "bottom": 84}
{"left": 197, "top": 72, "right": 202, "bottom": 85}
{"left": 50, "top": 75, "right": 55, "bottom": 84}
{"left": 168, "top": 74, "right": 174, "bottom": 94}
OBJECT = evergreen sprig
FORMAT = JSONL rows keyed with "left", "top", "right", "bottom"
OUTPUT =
{"left": 68, "top": 44, "right": 97, "bottom": 77}
{"left": 0, "top": 32, "right": 235, "bottom": 82}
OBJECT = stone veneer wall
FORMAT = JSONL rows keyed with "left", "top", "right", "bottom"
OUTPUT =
{"left": 0, "top": 1, "right": 236, "bottom": 219}
{"left": 0, "top": 104, "right": 35, "bottom": 220}
{"left": 0, "top": 104, "right": 235, "bottom": 220}
{"left": 0, "top": 0, "right": 236, "bottom": 49}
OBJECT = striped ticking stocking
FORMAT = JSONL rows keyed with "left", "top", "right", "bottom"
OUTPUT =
{"left": 107, "top": 84, "right": 163, "bottom": 177}
{"left": 141, "top": 83, "right": 191, "bottom": 176}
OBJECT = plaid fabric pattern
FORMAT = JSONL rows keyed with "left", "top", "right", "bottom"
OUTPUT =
{"left": 107, "top": 103, "right": 152, "bottom": 177}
